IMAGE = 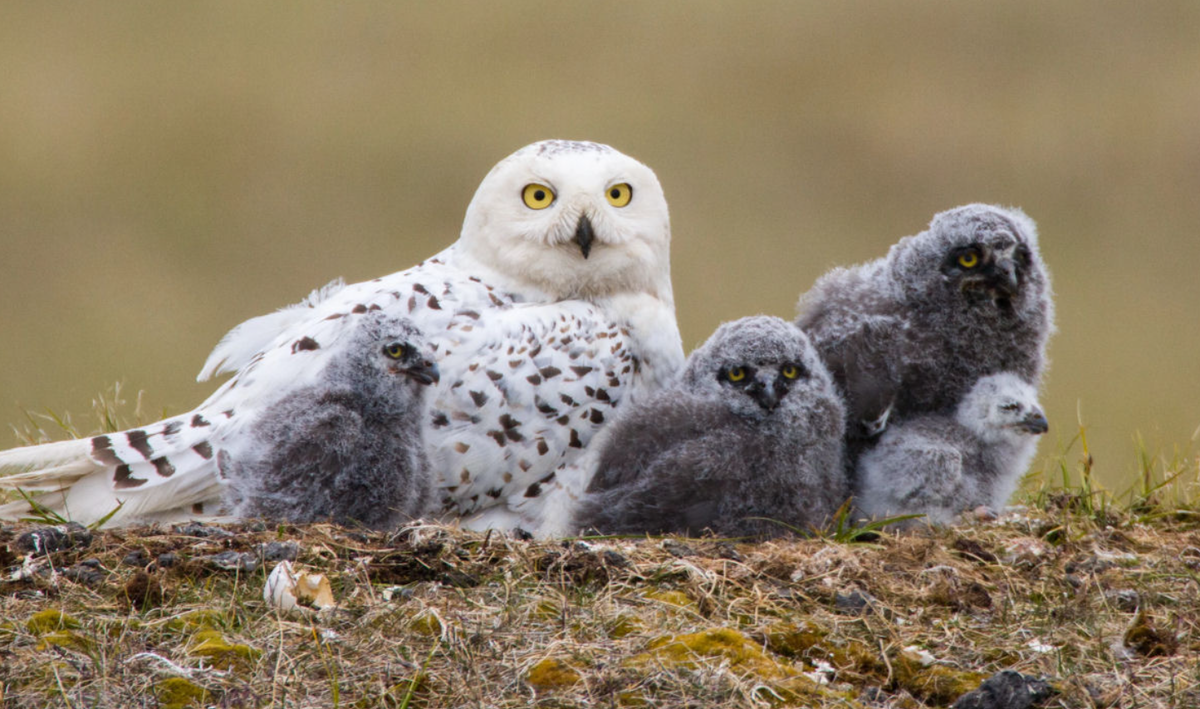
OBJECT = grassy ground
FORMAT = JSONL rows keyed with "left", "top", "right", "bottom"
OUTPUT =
{"left": 2, "top": 449, "right": 1198, "bottom": 708}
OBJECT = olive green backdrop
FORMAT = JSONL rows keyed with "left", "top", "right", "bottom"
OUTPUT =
{"left": 2, "top": 2, "right": 1198, "bottom": 492}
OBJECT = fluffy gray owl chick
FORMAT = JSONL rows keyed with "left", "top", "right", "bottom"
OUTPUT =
{"left": 574, "top": 316, "right": 846, "bottom": 538}
{"left": 855, "top": 372, "right": 1048, "bottom": 527}
{"left": 797, "top": 204, "right": 1054, "bottom": 443}
{"left": 221, "top": 312, "right": 439, "bottom": 529}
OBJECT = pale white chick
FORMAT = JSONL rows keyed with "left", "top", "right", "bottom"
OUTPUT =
{"left": 855, "top": 372, "right": 1048, "bottom": 527}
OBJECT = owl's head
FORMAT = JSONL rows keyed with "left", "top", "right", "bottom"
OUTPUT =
{"left": 457, "top": 140, "right": 672, "bottom": 303}
{"left": 335, "top": 312, "right": 439, "bottom": 395}
{"left": 955, "top": 372, "right": 1048, "bottom": 445}
{"left": 683, "top": 316, "right": 841, "bottom": 425}
{"left": 888, "top": 204, "right": 1051, "bottom": 318}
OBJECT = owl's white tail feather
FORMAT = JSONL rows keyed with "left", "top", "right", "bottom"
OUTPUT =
{"left": 0, "top": 412, "right": 225, "bottom": 526}
{"left": 0, "top": 470, "right": 225, "bottom": 526}
{"left": 0, "top": 438, "right": 93, "bottom": 480}
{"left": 198, "top": 278, "right": 346, "bottom": 381}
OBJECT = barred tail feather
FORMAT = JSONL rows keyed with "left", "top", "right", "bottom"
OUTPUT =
{"left": 0, "top": 411, "right": 225, "bottom": 525}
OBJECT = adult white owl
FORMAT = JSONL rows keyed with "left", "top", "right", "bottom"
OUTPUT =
{"left": 0, "top": 140, "right": 684, "bottom": 533}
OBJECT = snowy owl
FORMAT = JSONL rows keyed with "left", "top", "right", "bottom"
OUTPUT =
{"left": 0, "top": 140, "right": 684, "bottom": 532}
{"left": 796, "top": 204, "right": 1053, "bottom": 452}
{"left": 855, "top": 372, "right": 1048, "bottom": 527}
{"left": 221, "top": 312, "right": 438, "bottom": 529}
{"left": 574, "top": 316, "right": 847, "bottom": 538}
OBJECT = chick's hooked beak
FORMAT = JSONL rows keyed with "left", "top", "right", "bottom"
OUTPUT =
{"left": 988, "top": 257, "right": 1020, "bottom": 297}
{"left": 1017, "top": 407, "right": 1049, "bottom": 435}
{"left": 574, "top": 214, "right": 595, "bottom": 259}
{"left": 405, "top": 359, "right": 440, "bottom": 386}
{"left": 747, "top": 372, "right": 782, "bottom": 411}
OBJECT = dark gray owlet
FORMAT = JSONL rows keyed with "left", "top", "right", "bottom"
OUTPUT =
{"left": 574, "top": 316, "right": 847, "bottom": 538}
{"left": 220, "top": 311, "right": 439, "bottom": 529}
{"left": 855, "top": 372, "right": 1048, "bottom": 527}
{"left": 796, "top": 204, "right": 1054, "bottom": 453}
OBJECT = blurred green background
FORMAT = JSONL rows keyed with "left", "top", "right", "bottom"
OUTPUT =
{"left": 2, "top": 2, "right": 1198, "bottom": 492}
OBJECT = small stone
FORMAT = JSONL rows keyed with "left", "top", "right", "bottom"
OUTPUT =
{"left": 714, "top": 541, "right": 743, "bottom": 561}
{"left": 154, "top": 552, "right": 178, "bottom": 569}
{"left": 860, "top": 686, "right": 889, "bottom": 704}
{"left": 381, "top": 585, "right": 415, "bottom": 602}
{"left": 15, "top": 523, "right": 93, "bottom": 555}
{"left": 951, "top": 670, "right": 1055, "bottom": 709}
{"left": 661, "top": 539, "right": 698, "bottom": 557}
{"left": 173, "top": 522, "right": 233, "bottom": 539}
{"left": 835, "top": 589, "right": 877, "bottom": 615}
{"left": 258, "top": 541, "right": 300, "bottom": 563}
{"left": 122, "top": 549, "right": 150, "bottom": 567}
{"left": 205, "top": 551, "right": 260, "bottom": 573}
{"left": 63, "top": 563, "right": 105, "bottom": 586}
{"left": 601, "top": 550, "right": 631, "bottom": 568}
{"left": 1104, "top": 589, "right": 1140, "bottom": 612}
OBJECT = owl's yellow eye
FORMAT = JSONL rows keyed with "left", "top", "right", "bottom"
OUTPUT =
{"left": 957, "top": 251, "right": 980, "bottom": 269}
{"left": 781, "top": 365, "right": 800, "bottom": 380}
{"left": 522, "top": 183, "right": 555, "bottom": 210}
{"left": 605, "top": 183, "right": 632, "bottom": 208}
{"left": 726, "top": 366, "right": 747, "bottom": 382}
{"left": 383, "top": 342, "right": 408, "bottom": 360}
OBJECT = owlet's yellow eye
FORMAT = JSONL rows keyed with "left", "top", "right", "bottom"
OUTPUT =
{"left": 726, "top": 366, "right": 747, "bottom": 382}
{"left": 957, "top": 250, "right": 980, "bottom": 269}
{"left": 383, "top": 342, "right": 408, "bottom": 360}
{"left": 781, "top": 365, "right": 800, "bottom": 380}
{"left": 522, "top": 183, "right": 555, "bottom": 210}
{"left": 605, "top": 183, "right": 632, "bottom": 207}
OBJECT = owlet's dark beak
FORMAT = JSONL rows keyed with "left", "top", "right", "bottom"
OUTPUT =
{"left": 574, "top": 214, "right": 595, "bottom": 259}
{"left": 1017, "top": 408, "right": 1049, "bottom": 435}
{"left": 406, "top": 359, "right": 440, "bottom": 386}
{"left": 987, "top": 258, "right": 1020, "bottom": 297}
{"left": 747, "top": 373, "right": 782, "bottom": 411}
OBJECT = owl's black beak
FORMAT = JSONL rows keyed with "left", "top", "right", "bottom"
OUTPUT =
{"left": 986, "top": 258, "right": 1020, "bottom": 297}
{"left": 1016, "top": 408, "right": 1048, "bottom": 435}
{"left": 574, "top": 214, "right": 595, "bottom": 259}
{"left": 405, "top": 359, "right": 440, "bottom": 386}
{"left": 747, "top": 374, "right": 782, "bottom": 411}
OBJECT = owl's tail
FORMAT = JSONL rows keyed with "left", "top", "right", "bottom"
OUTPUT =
{"left": 0, "top": 413, "right": 224, "bottom": 526}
